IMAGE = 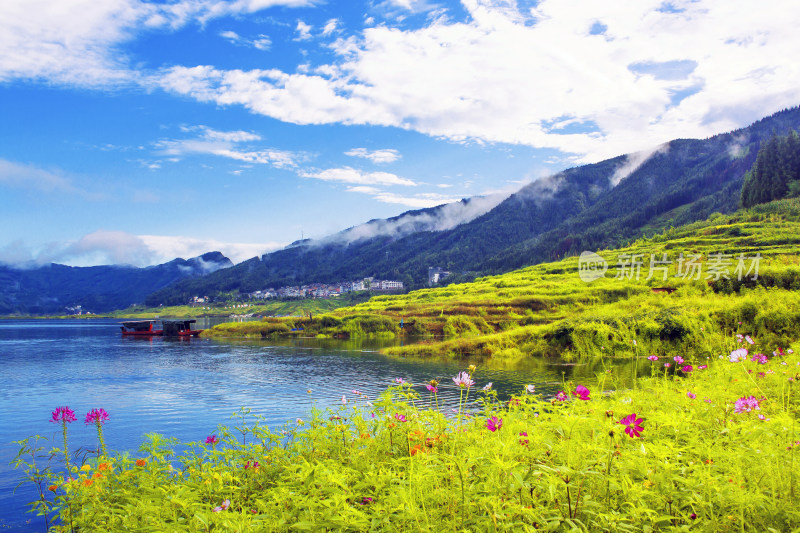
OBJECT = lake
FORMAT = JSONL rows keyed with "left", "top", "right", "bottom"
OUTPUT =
{"left": 0, "top": 318, "right": 624, "bottom": 531}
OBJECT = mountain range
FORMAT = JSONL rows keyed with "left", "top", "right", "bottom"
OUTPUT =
{"left": 3, "top": 106, "right": 800, "bottom": 315}
{"left": 144, "top": 106, "right": 800, "bottom": 307}
{"left": 0, "top": 252, "right": 232, "bottom": 314}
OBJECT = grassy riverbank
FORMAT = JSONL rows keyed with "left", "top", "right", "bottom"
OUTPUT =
{"left": 205, "top": 199, "right": 800, "bottom": 361}
{"left": 19, "top": 335, "right": 800, "bottom": 531}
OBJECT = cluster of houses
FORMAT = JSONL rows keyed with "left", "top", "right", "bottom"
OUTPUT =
{"left": 247, "top": 277, "right": 404, "bottom": 301}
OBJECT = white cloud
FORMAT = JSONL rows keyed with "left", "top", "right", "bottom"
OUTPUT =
{"left": 322, "top": 19, "right": 339, "bottom": 36}
{"left": 220, "top": 29, "right": 271, "bottom": 50}
{"left": 344, "top": 147, "right": 402, "bottom": 164}
{"left": 295, "top": 20, "right": 313, "bottom": 40}
{"left": 610, "top": 143, "right": 669, "bottom": 186}
{"left": 2, "top": 230, "right": 285, "bottom": 267}
{"left": 300, "top": 167, "right": 416, "bottom": 186}
{"left": 0, "top": 0, "right": 312, "bottom": 86}
{"left": 157, "top": 0, "right": 800, "bottom": 163}
{"left": 312, "top": 192, "right": 508, "bottom": 245}
{"left": 0, "top": 158, "right": 76, "bottom": 192}
{"left": 156, "top": 126, "right": 302, "bottom": 168}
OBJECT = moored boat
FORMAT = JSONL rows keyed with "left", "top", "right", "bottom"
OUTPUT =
{"left": 120, "top": 320, "right": 163, "bottom": 336}
{"left": 162, "top": 319, "right": 204, "bottom": 337}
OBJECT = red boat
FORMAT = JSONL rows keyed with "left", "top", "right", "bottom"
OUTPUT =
{"left": 120, "top": 320, "right": 163, "bottom": 336}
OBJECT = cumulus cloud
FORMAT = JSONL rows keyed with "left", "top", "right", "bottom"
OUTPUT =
{"left": 155, "top": 125, "right": 302, "bottom": 168}
{"left": 295, "top": 20, "right": 313, "bottom": 40}
{"left": 300, "top": 167, "right": 417, "bottom": 186}
{"left": 155, "top": 0, "right": 800, "bottom": 163}
{"left": 345, "top": 148, "right": 402, "bottom": 164}
{"left": 311, "top": 192, "right": 508, "bottom": 246}
{"left": 0, "top": 0, "right": 314, "bottom": 87}
{"left": 1, "top": 231, "right": 285, "bottom": 267}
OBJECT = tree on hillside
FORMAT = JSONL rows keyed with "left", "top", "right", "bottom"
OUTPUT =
{"left": 741, "top": 131, "right": 800, "bottom": 207}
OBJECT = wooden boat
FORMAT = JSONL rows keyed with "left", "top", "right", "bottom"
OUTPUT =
{"left": 162, "top": 319, "right": 204, "bottom": 337}
{"left": 120, "top": 320, "right": 163, "bottom": 336}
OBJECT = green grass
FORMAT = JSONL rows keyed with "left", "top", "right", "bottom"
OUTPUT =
{"left": 16, "top": 335, "right": 800, "bottom": 531}
{"left": 207, "top": 199, "right": 800, "bottom": 362}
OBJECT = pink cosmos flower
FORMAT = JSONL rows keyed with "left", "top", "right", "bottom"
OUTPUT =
{"left": 394, "top": 378, "right": 405, "bottom": 384}
{"left": 572, "top": 385, "right": 590, "bottom": 401}
{"left": 486, "top": 416, "right": 503, "bottom": 432}
{"left": 426, "top": 384, "right": 438, "bottom": 393}
{"left": 687, "top": 391, "right": 696, "bottom": 399}
{"left": 664, "top": 363, "right": 671, "bottom": 368}
{"left": 212, "top": 499, "right": 230, "bottom": 512}
{"left": 358, "top": 497, "right": 373, "bottom": 505}
{"left": 525, "top": 384, "right": 536, "bottom": 394}
{"left": 619, "top": 413, "right": 644, "bottom": 438}
{"left": 698, "top": 365, "right": 708, "bottom": 370}
{"left": 51, "top": 407, "right": 76, "bottom": 424}
{"left": 84, "top": 408, "right": 109, "bottom": 425}
{"left": 745, "top": 335, "right": 754, "bottom": 345}
{"left": 682, "top": 365, "right": 693, "bottom": 373}
{"left": 452, "top": 372, "right": 474, "bottom": 388}
{"left": 555, "top": 391, "right": 568, "bottom": 401}
{"left": 674, "top": 356, "right": 684, "bottom": 364}
{"left": 647, "top": 355, "right": 659, "bottom": 362}
{"left": 734, "top": 396, "right": 761, "bottom": 413}
{"left": 482, "top": 382, "right": 493, "bottom": 391}
{"left": 751, "top": 353, "right": 768, "bottom": 364}
{"left": 205, "top": 435, "right": 219, "bottom": 445}
{"left": 394, "top": 413, "right": 407, "bottom": 423}
{"left": 729, "top": 348, "right": 748, "bottom": 362}
{"left": 341, "top": 395, "right": 347, "bottom": 405}
{"left": 519, "top": 431, "right": 529, "bottom": 445}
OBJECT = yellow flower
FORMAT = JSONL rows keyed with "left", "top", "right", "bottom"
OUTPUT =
{"left": 80, "top": 464, "right": 91, "bottom": 472}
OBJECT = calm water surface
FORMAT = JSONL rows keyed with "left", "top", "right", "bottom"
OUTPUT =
{"left": 0, "top": 318, "right": 623, "bottom": 531}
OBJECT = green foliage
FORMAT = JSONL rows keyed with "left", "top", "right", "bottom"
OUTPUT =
{"left": 741, "top": 131, "right": 800, "bottom": 208}
{"left": 21, "top": 344, "right": 800, "bottom": 531}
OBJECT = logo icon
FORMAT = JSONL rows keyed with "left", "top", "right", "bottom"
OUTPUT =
{"left": 578, "top": 251, "right": 608, "bottom": 282}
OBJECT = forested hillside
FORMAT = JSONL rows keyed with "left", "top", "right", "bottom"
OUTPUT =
{"left": 146, "top": 107, "right": 800, "bottom": 307}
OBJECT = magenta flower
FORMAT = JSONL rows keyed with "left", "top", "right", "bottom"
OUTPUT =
{"left": 698, "top": 365, "right": 708, "bottom": 370}
{"left": 664, "top": 363, "right": 671, "bottom": 368}
{"left": 244, "top": 461, "right": 259, "bottom": 469}
{"left": 751, "top": 353, "right": 768, "bottom": 364}
{"left": 687, "top": 391, "right": 696, "bottom": 399}
{"left": 205, "top": 435, "right": 219, "bottom": 445}
{"left": 393, "top": 378, "right": 405, "bottom": 384}
{"left": 358, "top": 497, "right": 373, "bottom": 505}
{"left": 647, "top": 355, "right": 658, "bottom": 362}
{"left": 84, "top": 408, "right": 109, "bottom": 425}
{"left": 674, "top": 356, "right": 684, "bottom": 364}
{"left": 619, "top": 413, "right": 644, "bottom": 438}
{"left": 486, "top": 416, "right": 503, "bottom": 432}
{"left": 425, "top": 384, "right": 438, "bottom": 393}
{"left": 555, "top": 391, "right": 568, "bottom": 401}
{"left": 452, "top": 372, "right": 474, "bottom": 388}
{"left": 734, "top": 396, "right": 762, "bottom": 413}
{"left": 518, "top": 431, "right": 529, "bottom": 445}
{"left": 572, "top": 385, "right": 590, "bottom": 401}
{"left": 394, "top": 413, "right": 407, "bottom": 423}
{"left": 51, "top": 406, "right": 77, "bottom": 424}
{"left": 682, "top": 365, "right": 693, "bottom": 373}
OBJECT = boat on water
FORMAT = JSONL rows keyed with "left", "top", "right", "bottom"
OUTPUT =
{"left": 120, "top": 320, "right": 163, "bottom": 336}
{"left": 162, "top": 319, "right": 204, "bottom": 337}
{"left": 120, "top": 319, "right": 203, "bottom": 337}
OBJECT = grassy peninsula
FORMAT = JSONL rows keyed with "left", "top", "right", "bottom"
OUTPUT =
{"left": 204, "top": 198, "right": 800, "bottom": 363}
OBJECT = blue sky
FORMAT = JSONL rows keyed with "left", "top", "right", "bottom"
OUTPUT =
{"left": 1, "top": 0, "right": 799, "bottom": 267}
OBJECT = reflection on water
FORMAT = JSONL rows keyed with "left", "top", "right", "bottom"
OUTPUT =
{"left": 0, "top": 319, "right": 636, "bottom": 531}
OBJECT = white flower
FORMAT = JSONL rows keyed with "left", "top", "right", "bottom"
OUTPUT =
{"left": 526, "top": 384, "right": 536, "bottom": 394}
{"left": 482, "top": 382, "right": 493, "bottom": 391}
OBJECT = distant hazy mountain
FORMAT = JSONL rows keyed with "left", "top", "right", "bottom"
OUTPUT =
{"left": 0, "top": 251, "right": 232, "bottom": 314}
{"left": 146, "top": 106, "right": 800, "bottom": 307}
